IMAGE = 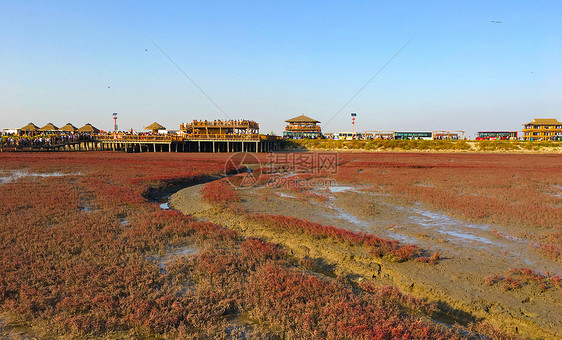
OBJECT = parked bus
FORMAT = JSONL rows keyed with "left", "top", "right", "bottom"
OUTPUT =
{"left": 364, "top": 131, "right": 394, "bottom": 140}
{"left": 475, "top": 131, "right": 518, "bottom": 140}
{"left": 333, "top": 132, "right": 363, "bottom": 140}
{"left": 394, "top": 131, "right": 433, "bottom": 140}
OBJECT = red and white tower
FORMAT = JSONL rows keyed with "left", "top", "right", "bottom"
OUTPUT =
{"left": 113, "top": 112, "right": 118, "bottom": 133}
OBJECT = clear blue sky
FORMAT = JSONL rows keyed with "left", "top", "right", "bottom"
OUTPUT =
{"left": 1, "top": 1, "right": 561, "bottom": 136}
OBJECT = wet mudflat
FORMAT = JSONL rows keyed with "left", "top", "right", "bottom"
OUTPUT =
{"left": 3, "top": 152, "right": 557, "bottom": 339}
{"left": 170, "top": 174, "right": 562, "bottom": 338}
{"left": 0, "top": 169, "right": 83, "bottom": 184}
{"left": 241, "top": 182, "right": 561, "bottom": 276}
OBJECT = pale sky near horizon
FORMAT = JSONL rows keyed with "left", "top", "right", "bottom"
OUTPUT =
{"left": 1, "top": 1, "right": 561, "bottom": 137}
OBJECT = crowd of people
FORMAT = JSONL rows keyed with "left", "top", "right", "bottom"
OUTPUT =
{"left": 191, "top": 119, "right": 258, "bottom": 127}
{"left": 1, "top": 133, "right": 93, "bottom": 149}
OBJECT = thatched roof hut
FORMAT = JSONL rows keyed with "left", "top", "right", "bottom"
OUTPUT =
{"left": 77, "top": 123, "right": 100, "bottom": 133}
{"left": 59, "top": 123, "right": 78, "bottom": 132}
{"left": 145, "top": 122, "right": 166, "bottom": 133}
{"left": 285, "top": 114, "right": 320, "bottom": 124}
{"left": 20, "top": 123, "right": 40, "bottom": 132}
{"left": 39, "top": 123, "right": 59, "bottom": 132}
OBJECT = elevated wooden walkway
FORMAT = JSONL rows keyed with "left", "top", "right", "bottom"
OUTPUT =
{"left": 2, "top": 134, "right": 281, "bottom": 153}
{"left": 95, "top": 134, "right": 279, "bottom": 153}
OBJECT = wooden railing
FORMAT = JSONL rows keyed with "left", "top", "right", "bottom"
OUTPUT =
{"left": 261, "top": 135, "right": 282, "bottom": 140}
{"left": 92, "top": 134, "right": 276, "bottom": 142}
{"left": 93, "top": 135, "right": 179, "bottom": 142}
{"left": 185, "top": 133, "right": 260, "bottom": 140}
{"left": 285, "top": 125, "right": 321, "bottom": 132}
{"left": 182, "top": 120, "right": 260, "bottom": 130}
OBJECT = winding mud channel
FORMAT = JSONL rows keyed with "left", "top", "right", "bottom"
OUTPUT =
{"left": 168, "top": 177, "right": 561, "bottom": 339}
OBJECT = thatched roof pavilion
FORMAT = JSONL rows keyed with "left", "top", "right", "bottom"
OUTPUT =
{"left": 283, "top": 114, "right": 322, "bottom": 139}
{"left": 285, "top": 114, "right": 320, "bottom": 124}
{"left": 20, "top": 122, "right": 40, "bottom": 132}
{"left": 77, "top": 123, "right": 100, "bottom": 133}
{"left": 39, "top": 123, "right": 59, "bottom": 132}
{"left": 145, "top": 122, "right": 166, "bottom": 133}
{"left": 59, "top": 123, "right": 78, "bottom": 133}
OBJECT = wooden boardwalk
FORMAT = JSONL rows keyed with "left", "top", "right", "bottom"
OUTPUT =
{"left": 2, "top": 134, "right": 281, "bottom": 153}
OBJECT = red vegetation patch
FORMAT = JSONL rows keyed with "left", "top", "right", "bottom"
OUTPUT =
{"left": 200, "top": 179, "right": 240, "bottom": 208}
{"left": 243, "top": 263, "right": 457, "bottom": 339}
{"left": 415, "top": 252, "right": 441, "bottom": 265}
{"left": 248, "top": 213, "right": 419, "bottom": 262}
{"left": 535, "top": 242, "right": 561, "bottom": 262}
{"left": 333, "top": 153, "right": 562, "bottom": 261}
{"left": 0, "top": 152, "right": 460, "bottom": 338}
{"left": 485, "top": 268, "right": 562, "bottom": 292}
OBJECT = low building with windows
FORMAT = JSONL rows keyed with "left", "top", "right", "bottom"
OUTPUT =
{"left": 522, "top": 119, "right": 562, "bottom": 141}
{"left": 283, "top": 114, "right": 323, "bottom": 139}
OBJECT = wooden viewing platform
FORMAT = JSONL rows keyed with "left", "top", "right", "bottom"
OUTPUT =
{"left": 96, "top": 133, "right": 280, "bottom": 153}
{"left": 3, "top": 119, "right": 281, "bottom": 153}
{"left": 283, "top": 114, "right": 323, "bottom": 139}
{"left": 2, "top": 134, "right": 280, "bottom": 153}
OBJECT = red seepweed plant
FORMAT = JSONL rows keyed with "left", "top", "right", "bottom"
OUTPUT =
{"left": 484, "top": 267, "right": 561, "bottom": 292}
{"left": 0, "top": 152, "right": 529, "bottom": 338}
{"left": 247, "top": 213, "right": 420, "bottom": 262}
{"left": 200, "top": 178, "right": 240, "bottom": 208}
{"left": 333, "top": 153, "right": 562, "bottom": 262}
{"left": 0, "top": 153, "right": 454, "bottom": 338}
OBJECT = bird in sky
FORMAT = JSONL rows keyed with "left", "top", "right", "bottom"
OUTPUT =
{"left": 490, "top": 20, "right": 502, "bottom": 24}
{"left": 107, "top": 86, "right": 111, "bottom": 88}
{"left": 145, "top": 49, "right": 148, "bottom": 51}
